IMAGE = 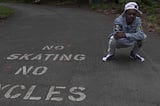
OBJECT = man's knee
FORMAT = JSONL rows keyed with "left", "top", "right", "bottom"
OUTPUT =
{"left": 109, "top": 36, "right": 116, "bottom": 43}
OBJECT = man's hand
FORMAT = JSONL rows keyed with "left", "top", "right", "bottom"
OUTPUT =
{"left": 114, "top": 32, "right": 126, "bottom": 39}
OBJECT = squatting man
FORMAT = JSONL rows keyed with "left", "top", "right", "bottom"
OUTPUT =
{"left": 102, "top": 2, "right": 147, "bottom": 62}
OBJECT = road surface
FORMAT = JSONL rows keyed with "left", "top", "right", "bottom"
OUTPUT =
{"left": 0, "top": 3, "right": 160, "bottom": 106}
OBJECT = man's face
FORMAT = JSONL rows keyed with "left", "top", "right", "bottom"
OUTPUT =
{"left": 125, "top": 9, "right": 137, "bottom": 24}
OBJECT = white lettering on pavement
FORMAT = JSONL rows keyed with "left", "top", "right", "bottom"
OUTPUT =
{"left": 0, "top": 84, "right": 11, "bottom": 90}
{"left": 4, "top": 85, "right": 25, "bottom": 99}
{"left": 2, "top": 44, "right": 87, "bottom": 102}
{"left": 68, "top": 87, "right": 86, "bottom": 102}
{"left": 0, "top": 83, "right": 86, "bottom": 102}
{"left": 23, "top": 85, "right": 41, "bottom": 100}
{"left": 42, "top": 45, "right": 64, "bottom": 51}
{"left": 45, "top": 86, "right": 66, "bottom": 101}
{"left": 15, "top": 66, "right": 48, "bottom": 76}
{"left": 6, "top": 53, "right": 86, "bottom": 61}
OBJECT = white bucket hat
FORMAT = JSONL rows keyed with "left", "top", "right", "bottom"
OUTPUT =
{"left": 122, "top": 2, "right": 143, "bottom": 15}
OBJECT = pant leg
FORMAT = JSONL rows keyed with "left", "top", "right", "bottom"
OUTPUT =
{"left": 107, "top": 36, "right": 117, "bottom": 55}
{"left": 107, "top": 35, "right": 142, "bottom": 55}
{"left": 131, "top": 40, "right": 143, "bottom": 55}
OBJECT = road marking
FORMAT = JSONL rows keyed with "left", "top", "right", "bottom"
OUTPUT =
{"left": 15, "top": 66, "right": 48, "bottom": 75}
{"left": 68, "top": 87, "right": 86, "bottom": 102}
{"left": 45, "top": 86, "right": 66, "bottom": 101}
{"left": 42, "top": 45, "right": 64, "bottom": 51}
{"left": 23, "top": 85, "right": 41, "bottom": 100}
{"left": 6, "top": 53, "right": 86, "bottom": 61}
{"left": 4, "top": 85, "right": 25, "bottom": 99}
{"left": 2, "top": 44, "right": 87, "bottom": 102}
{"left": 0, "top": 83, "right": 86, "bottom": 102}
{"left": 0, "top": 84, "right": 11, "bottom": 90}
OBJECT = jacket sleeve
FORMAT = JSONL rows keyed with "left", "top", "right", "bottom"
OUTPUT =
{"left": 111, "top": 17, "right": 123, "bottom": 36}
{"left": 125, "top": 18, "right": 147, "bottom": 40}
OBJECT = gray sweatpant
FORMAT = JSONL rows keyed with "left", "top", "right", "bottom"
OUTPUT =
{"left": 107, "top": 36, "right": 142, "bottom": 55}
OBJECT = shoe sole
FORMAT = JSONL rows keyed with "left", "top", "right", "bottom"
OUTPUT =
{"left": 129, "top": 56, "right": 145, "bottom": 62}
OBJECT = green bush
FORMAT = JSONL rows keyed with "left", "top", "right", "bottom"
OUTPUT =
{"left": 119, "top": 0, "right": 152, "bottom": 6}
{"left": 0, "top": 6, "right": 15, "bottom": 19}
{"left": 0, "top": 0, "right": 33, "bottom": 3}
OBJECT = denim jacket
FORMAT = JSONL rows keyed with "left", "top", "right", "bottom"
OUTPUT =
{"left": 111, "top": 15, "right": 147, "bottom": 46}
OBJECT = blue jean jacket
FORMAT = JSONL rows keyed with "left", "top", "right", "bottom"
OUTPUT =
{"left": 111, "top": 15, "right": 147, "bottom": 46}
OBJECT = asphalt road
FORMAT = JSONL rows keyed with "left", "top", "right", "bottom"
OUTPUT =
{"left": 0, "top": 3, "right": 160, "bottom": 106}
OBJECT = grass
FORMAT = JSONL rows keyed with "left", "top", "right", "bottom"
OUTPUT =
{"left": 141, "top": 1, "right": 160, "bottom": 33}
{"left": 55, "top": 0, "right": 76, "bottom": 5}
{"left": 90, "top": 2, "right": 122, "bottom": 11}
{"left": 0, "top": 6, "right": 15, "bottom": 19}
{"left": 0, "top": 0, "right": 31, "bottom": 3}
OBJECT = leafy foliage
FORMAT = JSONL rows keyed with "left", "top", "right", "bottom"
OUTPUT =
{"left": 0, "top": 6, "right": 15, "bottom": 19}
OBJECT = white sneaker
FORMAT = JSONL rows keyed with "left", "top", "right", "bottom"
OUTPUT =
{"left": 130, "top": 51, "right": 145, "bottom": 62}
{"left": 102, "top": 54, "right": 114, "bottom": 62}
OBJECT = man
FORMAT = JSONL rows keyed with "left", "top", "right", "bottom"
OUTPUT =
{"left": 102, "top": 2, "right": 147, "bottom": 62}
